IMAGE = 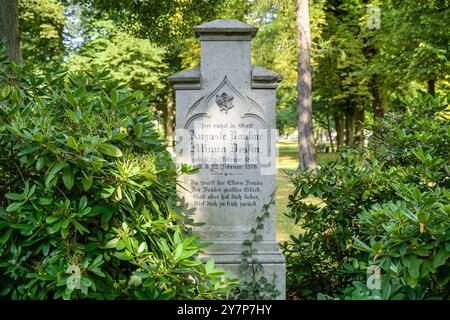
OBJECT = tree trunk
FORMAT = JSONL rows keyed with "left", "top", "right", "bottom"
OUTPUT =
{"left": 334, "top": 112, "right": 344, "bottom": 150}
{"left": 427, "top": 79, "right": 435, "bottom": 96}
{"left": 165, "top": 89, "right": 175, "bottom": 147}
{"left": 326, "top": 114, "right": 335, "bottom": 152}
{"left": 370, "top": 80, "right": 384, "bottom": 119}
{"left": 345, "top": 108, "right": 355, "bottom": 147}
{"left": 296, "top": 0, "right": 316, "bottom": 170}
{"left": 0, "top": 0, "right": 22, "bottom": 63}
{"left": 354, "top": 109, "right": 365, "bottom": 147}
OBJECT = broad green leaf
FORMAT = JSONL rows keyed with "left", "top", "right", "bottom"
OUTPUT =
{"left": 205, "top": 259, "right": 214, "bottom": 274}
{"left": 36, "top": 157, "right": 46, "bottom": 171}
{"left": 67, "top": 136, "right": 78, "bottom": 149}
{"left": 92, "top": 255, "right": 103, "bottom": 267}
{"left": 82, "top": 176, "right": 93, "bottom": 191}
{"left": 408, "top": 256, "right": 420, "bottom": 279}
{"left": 134, "top": 123, "right": 143, "bottom": 136}
{"left": 47, "top": 221, "right": 62, "bottom": 234}
{"left": 105, "top": 238, "right": 119, "bottom": 249}
{"left": 27, "top": 184, "right": 36, "bottom": 197}
{"left": 0, "top": 229, "right": 13, "bottom": 244}
{"left": 98, "top": 143, "right": 122, "bottom": 157}
{"left": 101, "top": 210, "right": 113, "bottom": 231}
{"left": 159, "top": 288, "right": 175, "bottom": 300}
{"left": 73, "top": 220, "right": 89, "bottom": 234}
{"left": 110, "top": 90, "right": 118, "bottom": 105}
{"left": 372, "top": 241, "right": 384, "bottom": 252}
{"left": 137, "top": 242, "right": 147, "bottom": 253}
{"left": 174, "top": 229, "right": 182, "bottom": 244}
{"left": 433, "top": 249, "right": 450, "bottom": 269}
{"left": 436, "top": 266, "right": 450, "bottom": 287}
{"left": 114, "top": 251, "right": 132, "bottom": 261}
{"left": 116, "top": 240, "right": 125, "bottom": 251}
{"left": 61, "top": 227, "right": 69, "bottom": 239}
{"left": 406, "top": 272, "right": 418, "bottom": 288}
{"left": 46, "top": 216, "right": 60, "bottom": 224}
{"left": 65, "top": 91, "right": 77, "bottom": 106}
{"left": 6, "top": 201, "right": 25, "bottom": 212}
{"left": 112, "top": 132, "right": 128, "bottom": 140}
{"left": 179, "top": 260, "right": 203, "bottom": 267}
{"left": 157, "top": 239, "right": 171, "bottom": 255}
{"left": 81, "top": 277, "right": 92, "bottom": 287}
{"left": 62, "top": 219, "right": 70, "bottom": 229}
{"left": 62, "top": 166, "right": 74, "bottom": 190}
{"left": 1, "top": 84, "right": 10, "bottom": 97}
{"left": 92, "top": 160, "right": 104, "bottom": 170}
{"left": 353, "top": 238, "right": 374, "bottom": 253}
{"left": 79, "top": 196, "right": 88, "bottom": 211}
{"left": 45, "top": 162, "right": 66, "bottom": 188}
{"left": 18, "top": 144, "right": 41, "bottom": 156}
{"left": 11, "top": 224, "right": 33, "bottom": 231}
{"left": 91, "top": 268, "right": 105, "bottom": 277}
{"left": 180, "top": 249, "right": 198, "bottom": 260}
{"left": 100, "top": 185, "right": 115, "bottom": 198}
{"left": 5, "top": 193, "right": 24, "bottom": 201}
{"left": 38, "top": 198, "right": 52, "bottom": 205}
{"left": 31, "top": 274, "right": 57, "bottom": 281}
{"left": 174, "top": 243, "right": 183, "bottom": 260}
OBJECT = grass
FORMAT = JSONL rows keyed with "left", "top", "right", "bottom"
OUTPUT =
{"left": 275, "top": 140, "right": 337, "bottom": 242}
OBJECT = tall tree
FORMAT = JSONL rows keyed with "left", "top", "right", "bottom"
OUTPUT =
{"left": 19, "top": 0, "right": 65, "bottom": 69}
{"left": 296, "top": 0, "right": 316, "bottom": 169}
{"left": 0, "top": 0, "right": 22, "bottom": 63}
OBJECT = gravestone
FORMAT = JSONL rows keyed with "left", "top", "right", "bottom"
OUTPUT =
{"left": 168, "top": 19, "right": 286, "bottom": 299}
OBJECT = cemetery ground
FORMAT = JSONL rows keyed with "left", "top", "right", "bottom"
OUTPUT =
{"left": 275, "top": 140, "right": 337, "bottom": 242}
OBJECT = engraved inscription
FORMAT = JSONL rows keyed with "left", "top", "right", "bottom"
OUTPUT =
{"left": 190, "top": 178, "right": 263, "bottom": 208}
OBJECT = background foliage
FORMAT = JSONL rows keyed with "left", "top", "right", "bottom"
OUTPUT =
{"left": 284, "top": 95, "right": 450, "bottom": 300}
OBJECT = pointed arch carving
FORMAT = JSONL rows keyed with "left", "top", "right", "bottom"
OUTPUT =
{"left": 184, "top": 76, "right": 267, "bottom": 129}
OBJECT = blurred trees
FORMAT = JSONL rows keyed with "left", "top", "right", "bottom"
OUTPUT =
{"left": 3, "top": 0, "right": 449, "bottom": 151}
{"left": 67, "top": 19, "right": 167, "bottom": 101}
{"left": 19, "top": 0, "right": 65, "bottom": 69}
{"left": 0, "top": 0, "right": 22, "bottom": 63}
{"left": 250, "top": 0, "right": 449, "bottom": 151}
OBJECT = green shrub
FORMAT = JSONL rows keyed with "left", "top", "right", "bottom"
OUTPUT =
{"left": 0, "top": 46, "right": 236, "bottom": 300}
{"left": 284, "top": 95, "right": 450, "bottom": 300}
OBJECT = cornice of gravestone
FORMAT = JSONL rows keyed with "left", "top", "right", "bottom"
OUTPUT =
{"left": 168, "top": 19, "right": 283, "bottom": 90}
{"left": 168, "top": 65, "right": 283, "bottom": 90}
{"left": 193, "top": 19, "right": 258, "bottom": 40}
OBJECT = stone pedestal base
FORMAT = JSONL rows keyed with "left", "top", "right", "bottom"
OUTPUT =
{"left": 201, "top": 241, "right": 286, "bottom": 300}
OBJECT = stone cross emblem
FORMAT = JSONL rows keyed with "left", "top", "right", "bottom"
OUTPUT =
{"left": 215, "top": 92, "right": 234, "bottom": 113}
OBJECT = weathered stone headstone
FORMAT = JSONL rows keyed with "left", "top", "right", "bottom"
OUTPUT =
{"left": 169, "top": 19, "right": 286, "bottom": 299}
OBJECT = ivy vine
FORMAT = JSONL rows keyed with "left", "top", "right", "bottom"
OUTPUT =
{"left": 233, "top": 191, "right": 280, "bottom": 299}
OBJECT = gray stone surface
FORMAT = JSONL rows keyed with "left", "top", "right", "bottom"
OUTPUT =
{"left": 169, "top": 19, "right": 286, "bottom": 299}
{"left": 194, "top": 19, "right": 258, "bottom": 40}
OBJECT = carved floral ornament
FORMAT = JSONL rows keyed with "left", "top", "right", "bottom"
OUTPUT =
{"left": 215, "top": 92, "right": 234, "bottom": 113}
